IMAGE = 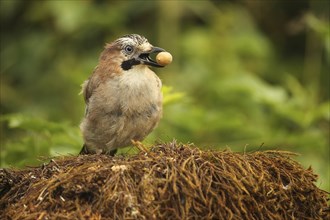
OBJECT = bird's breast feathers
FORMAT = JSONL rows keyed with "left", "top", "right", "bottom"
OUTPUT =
{"left": 119, "top": 66, "right": 161, "bottom": 90}
{"left": 96, "top": 65, "right": 162, "bottom": 114}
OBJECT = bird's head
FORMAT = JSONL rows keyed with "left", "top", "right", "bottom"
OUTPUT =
{"left": 100, "top": 34, "right": 166, "bottom": 71}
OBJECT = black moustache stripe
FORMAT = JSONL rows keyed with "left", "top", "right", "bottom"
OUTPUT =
{"left": 121, "top": 58, "right": 141, "bottom": 71}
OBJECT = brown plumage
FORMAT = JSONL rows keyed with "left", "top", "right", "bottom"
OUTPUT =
{"left": 79, "top": 34, "right": 166, "bottom": 155}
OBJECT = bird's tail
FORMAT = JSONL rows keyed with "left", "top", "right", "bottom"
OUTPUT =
{"left": 79, "top": 144, "right": 118, "bottom": 156}
{"left": 79, "top": 144, "right": 89, "bottom": 155}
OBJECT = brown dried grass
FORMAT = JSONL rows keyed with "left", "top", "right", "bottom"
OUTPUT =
{"left": 0, "top": 142, "right": 329, "bottom": 219}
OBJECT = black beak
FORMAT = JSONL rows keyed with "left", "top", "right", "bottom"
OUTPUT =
{"left": 138, "top": 47, "right": 166, "bottom": 68}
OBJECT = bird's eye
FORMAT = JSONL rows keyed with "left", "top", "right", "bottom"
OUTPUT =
{"left": 124, "top": 45, "right": 134, "bottom": 54}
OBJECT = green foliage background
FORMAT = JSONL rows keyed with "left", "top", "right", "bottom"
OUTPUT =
{"left": 0, "top": 0, "right": 329, "bottom": 191}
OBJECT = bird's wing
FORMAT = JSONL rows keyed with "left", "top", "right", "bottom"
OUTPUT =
{"left": 81, "top": 79, "right": 91, "bottom": 104}
{"left": 80, "top": 67, "right": 100, "bottom": 116}
{"left": 80, "top": 79, "right": 91, "bottom": 116}
{"left": 80, "top": 66, "right": 100, "bottom": 104}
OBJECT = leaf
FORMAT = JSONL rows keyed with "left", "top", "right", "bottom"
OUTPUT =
{"left": 162, "top": 86, "right": 185, "bottom": 106}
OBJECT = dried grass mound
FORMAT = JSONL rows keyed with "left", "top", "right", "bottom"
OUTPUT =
{"left": 1, "top": 142, "right": 329, "bottom": 219}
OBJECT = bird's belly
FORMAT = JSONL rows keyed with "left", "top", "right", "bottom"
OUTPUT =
{"left": 103, "top": 102, "right": 162, "bottom": 151}
{"left": 123, "top": 105, "right": 161, "bottom": 138}
{"left": 81, "top": 97, "right": 162, "bottom": 153}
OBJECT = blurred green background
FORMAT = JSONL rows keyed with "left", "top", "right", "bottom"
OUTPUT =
{"left": 0, "top": 0, "right": 329, "bottom": 191}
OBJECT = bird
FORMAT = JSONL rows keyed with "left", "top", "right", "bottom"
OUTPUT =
{"left": 79, "top": 34, "right": 166, "bottom": 156}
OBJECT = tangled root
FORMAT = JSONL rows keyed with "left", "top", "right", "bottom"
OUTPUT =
{"left": 1, "top": 142, "right": 329, "bottom": 219}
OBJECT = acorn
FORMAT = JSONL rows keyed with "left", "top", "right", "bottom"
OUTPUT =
{"left": 156, "top": 52, "right": 173, "bottom": 66}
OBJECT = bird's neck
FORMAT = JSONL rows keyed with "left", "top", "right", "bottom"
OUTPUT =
{"left": 120, "top": 66, "right": 154, "bottom": 88}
